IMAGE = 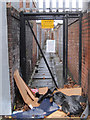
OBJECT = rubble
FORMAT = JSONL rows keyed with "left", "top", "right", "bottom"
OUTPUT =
{"left": 64, "top": 76, "right": 80, "bottom": 88}
{"left": 14, "top": 70, "right": 40, "bottom": 108}
{"left": 47, "top": 110, "right": 67, "bottom": 118}
{"left": 12, "top": 69, "right": 88, "bottom": 119}
{"left": 39, "top": 87, "right": 48, "bottom": 95}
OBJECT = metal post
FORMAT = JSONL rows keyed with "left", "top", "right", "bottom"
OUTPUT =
{"left": 36, "top": 0, "right": 39, "bottom": 12}
{"left": 30, "top": 0, "right": 32, "bottom": 12}
{"left": 63, "top": 0, "right": 65, "bottom": 11}
{"left": 69, "top": 0, "right": 72, "bottom": 11}
{"left": 63, "top": 18, "right": 65, "bottom": 79}
{"left": 49, "top": 0, "right": 52, "bottom": 12}
{"left": 23, "top": 0, "right": 26, "bottom": 10}
{"left": 19, "top": 0, "right": 23, "bottom": 11}
{"left": 20, "top": 12, "right": 26, "bottom": 82}
{"left": 56, "top": 0, "right": 59, "bottom": 12}
{"left": 26, "top": 19, "right": 58, "bottom": 88}
{"left": 43, "top": 0, "right": 46, "bottom": 12}
{"left": 79, "top": 13, "right": 82, "bottom": 85}
{"left": 26, "top": 0, "right": 30, "bottom": 11}
{"left": 76, "top": 0, "right": 79, "bottom": 11}
{"left": 65, "top": 15, "right": 68, "bottom": 82}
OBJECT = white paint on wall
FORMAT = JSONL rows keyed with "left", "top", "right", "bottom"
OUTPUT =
{"left": 0, "top": 1, "right": 2, "bottom": 115}
{"left": 0, "top": 2, "right": 11, "bottom": 115}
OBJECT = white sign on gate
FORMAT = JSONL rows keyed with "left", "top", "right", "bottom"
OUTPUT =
{"left": 46, "top": 40, "right": 55, "bottom": 53}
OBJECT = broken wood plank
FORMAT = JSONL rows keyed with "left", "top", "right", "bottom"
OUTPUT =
{"left": 14, "top": 69, "right": 40, "bottom": 108}
{"left": 59, "top": 88, "right": 82, "bottom": 96}
{"left": 54, "top": 88, "right": 82, "bottom": 96}
{"left": 47, "top": 110, "right": 80, "bottom": 119}
{"left": 39, "top": 87, "right": 48, "bottom": 95}
{"left": 46, "top": 110, "right": 67, "bottom": 118}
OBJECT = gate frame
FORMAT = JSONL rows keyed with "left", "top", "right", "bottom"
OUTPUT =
{"left": 20, "top": 11, "right": 82, "bottom": 87}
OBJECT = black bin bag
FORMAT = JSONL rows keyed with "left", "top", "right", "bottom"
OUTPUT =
{"left": 53, "top": 92, "right": 83, "bottom": 115}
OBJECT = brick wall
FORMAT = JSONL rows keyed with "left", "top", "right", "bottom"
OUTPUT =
{"left": 54, "top": 25, "right": 63, "bottom": 60}
{"left": 37, "top": 23, "right": 42, "bottom": 59}
{"left": 37, "top": 24, "right": 42, "bottom": 48}
{"left": 32, "top": 21, "right": 37, "bottom": 69}
{"left": 41, "top": 29, "right": 46, "bottom": 49}
{"left": 7, "top": 7, "right": 20, "bottom": 108}
{"left": 38, "top": 24, "right": 42, "bottom": 47}
{"left": 82, "top": 12, "right": 90, "bottom": 98}
{"left": 59, "top": 25, "right": 63, "bottom": 60}
{"left": 68, "top": 20, "right": 79, "bottom": 83}
{"left": 68, "top": 12, "right": 90, "bottom": 103}
{"left": 88, "top": 13, "right": 90, "bottom": 103}
{"left": 56, "top": 28, "right": 59, "bottom": 54}
{"left": 7, "top": 7, "right": 37, "bottom": 108}
{"left": 25, "top": 23, "right": 33, "bottom": 83}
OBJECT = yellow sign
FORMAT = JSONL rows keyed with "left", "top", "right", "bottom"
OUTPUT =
{"left": 41, "top": 20, "right": 54, "bottom": 29}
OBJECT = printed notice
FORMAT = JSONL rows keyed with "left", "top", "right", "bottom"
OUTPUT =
{"left": 46, "top": 40, "right": 55, "bottom": 53}
{"left": 41, "top": 20, "right": 54, "bottom": 29}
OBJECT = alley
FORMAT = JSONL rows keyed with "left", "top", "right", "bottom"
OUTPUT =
{"left": 0, "top": 0, "right": 90, "bottom": 119}
{"left": 29, "top": 45, "right": 64, "bottom": 89}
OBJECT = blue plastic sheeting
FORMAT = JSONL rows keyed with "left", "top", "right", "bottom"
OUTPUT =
{"left": 12, "top": 98, "right": 59, "bottom": 119}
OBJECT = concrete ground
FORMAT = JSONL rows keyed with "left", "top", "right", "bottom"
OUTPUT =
{"left": 0, "top": 116, "right": 2, "bottom": 120}
{"left": 29, "top": 47, "right": 64, "bottom": 89}
{"left": 53, "top": 53, "right": 64, "bottom": 88}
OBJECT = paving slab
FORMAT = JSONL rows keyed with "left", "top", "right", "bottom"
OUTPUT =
{"left": 30, "top": 46, "right": 63, "bottom": 89}
{"left": 33, "top": 75, "right": 52, "bottom": 79}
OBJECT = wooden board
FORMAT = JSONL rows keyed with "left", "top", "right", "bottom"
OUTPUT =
{"left": 53, "top": 88, "right": 82, "bottom": 96}
{"left": 47, "top": 110, "right": 67, "bottom": 118}
{"left": 47, "top": 110, "right": 80, "bottom": 119}
{"left": 14, "top": 69, "right": 40, "bottom": 108}
{"left": 39, "top": 87, "right": 48, "bottom": 95}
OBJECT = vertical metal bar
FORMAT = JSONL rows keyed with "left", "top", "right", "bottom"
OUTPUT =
{"left": 49, "top": 0, "right": 52, "bottom": 12}
{"left": 65, "top": 15, "right": 68, "bottom": 82}
{"left": 79, "top": 13, "right": 82, "bottom": 85}
{"left": 26, "top": 20, "right": 58, "bottom": 88}
{"left": 26, "top": 0, "right": 30, "bottom": 11}
{"left": 37, "top": 24, "right": 39, "bottom": 59}
{"left": 56, "top": 0, "right": 59, "bottom": 12}
{"left": 30, "top": 0, "right": 32, "bottom": 12}
{"left": 20, "top": 0, "right": 23, "bottom": 11}
{"left": 41, "top": 29, "right": 43, "bottom": 49}
{"left": 63, "top": 18, "right": 65, "bottom": 79}
{"left": 36, "top": 0, "right": 39, "bottom": 12}
{"left": 69, "top": 0, "right": 72, "bottom": 11}
{"left": 20, "top": 12, "right": 26, "bottom": 82}
{"left": 43, "top": 0, "right": 46, "bottom": 12}
{"left": 23, "top": 0, "right": 26, "bottom": 10}
{"left": 63, "top": 0, "right": 65, "bottom": 11}
{"left": 76, "top": 0, "right": 79, "bottom": 11}
{"left": 18, "top": 0, "right": 20, "bottom": 10}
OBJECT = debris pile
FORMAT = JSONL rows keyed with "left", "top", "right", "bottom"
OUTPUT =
{"left": 64, "top": 76, "right": 80, "bottom": 88}
{"left": 7, "top": 70, "right": 87, "bottom": 119}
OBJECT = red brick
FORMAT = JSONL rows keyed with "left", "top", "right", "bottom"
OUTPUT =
{"left": 68, "top": 12, "right": 90, "bottom": 102}
{"left": 68, "top": 20, "right": 79, "bottom": 83}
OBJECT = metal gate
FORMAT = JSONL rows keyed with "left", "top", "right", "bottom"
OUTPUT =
{"left": 20, "top": 11, "right": 82, "bottom": 88}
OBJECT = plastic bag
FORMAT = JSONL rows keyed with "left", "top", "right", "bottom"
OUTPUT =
{"left": 53, "top": 92, "right": 83, "bottom": 115}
